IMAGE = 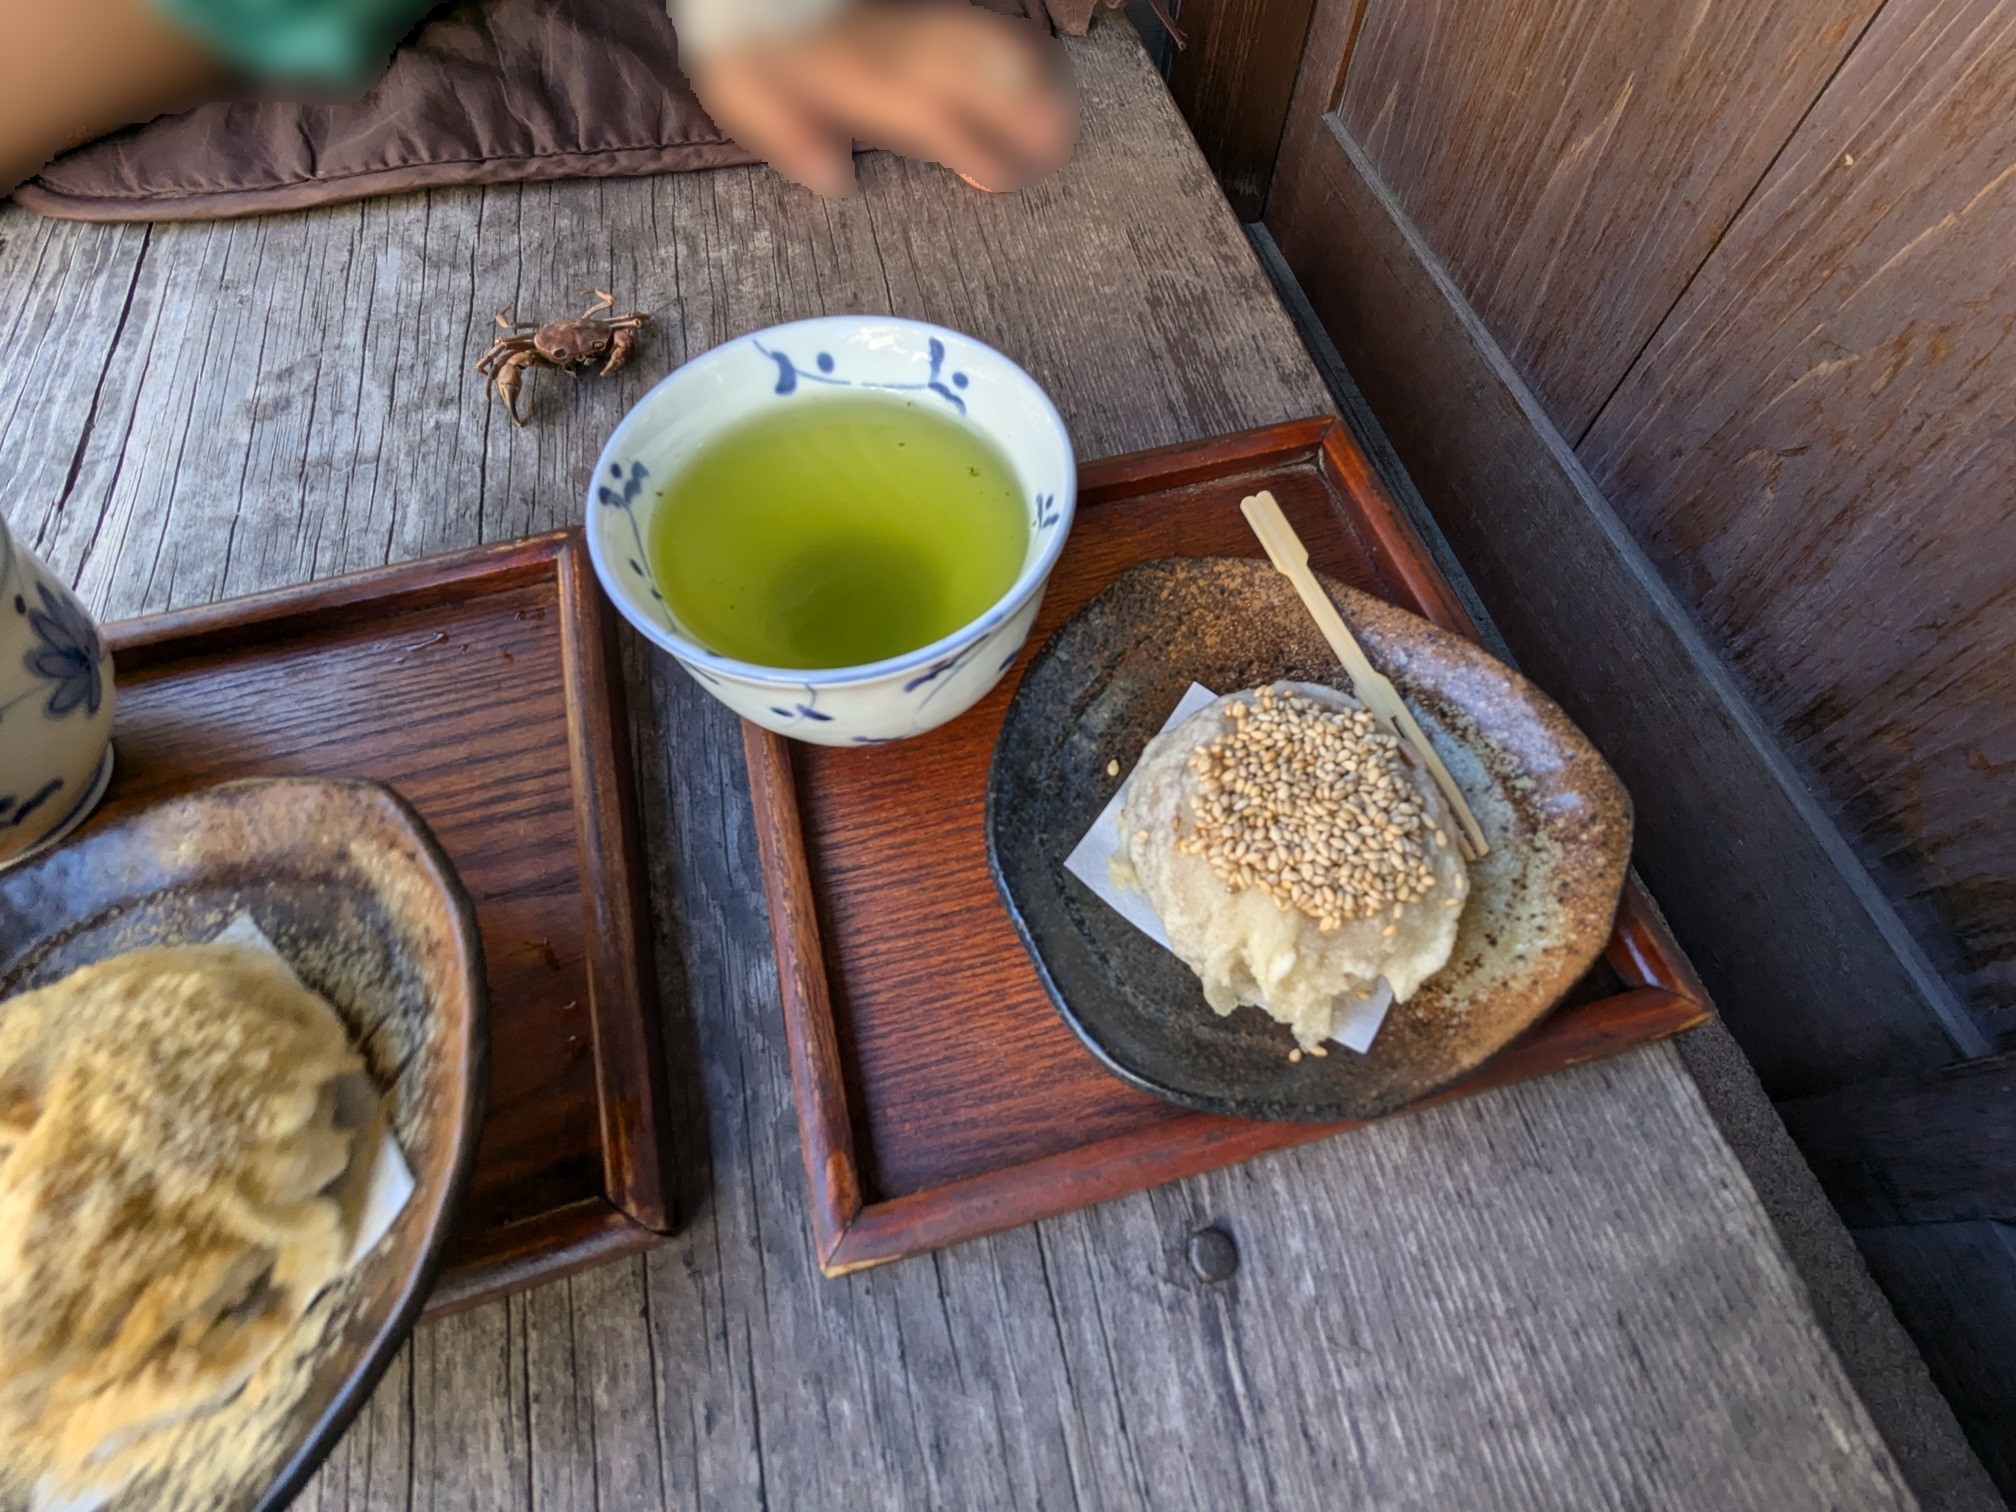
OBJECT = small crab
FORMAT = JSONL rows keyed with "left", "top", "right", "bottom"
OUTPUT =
{"left": 475, "top": 290, "right": 650, "bottom": 425}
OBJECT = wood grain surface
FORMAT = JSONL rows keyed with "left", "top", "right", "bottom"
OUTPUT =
{"left": 0, "top": 22, "right": 1934, "bottom": 1510}
{"left": 95, "top": 532, "right": 672, "bottom": 1309}
{"left": 1580, "top": 0, "right": 2016, "bottom": 1045}
{"left": 1337, "top": 0, "right": 1882, "bottom": 436}
{"left": 750, "top": 420, "right": 1704, "bottom": 1273}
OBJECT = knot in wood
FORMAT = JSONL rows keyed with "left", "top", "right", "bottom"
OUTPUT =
{"left": 1186, "top": 1225, "right": 1239, "bottom": 1283}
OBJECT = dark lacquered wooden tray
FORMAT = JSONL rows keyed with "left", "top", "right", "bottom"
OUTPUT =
{"left": 95, "top": 529, "right": 670, "bottom": 1316}
{"left": 743, "top": 417, "right": 1712, "bottom": 1277}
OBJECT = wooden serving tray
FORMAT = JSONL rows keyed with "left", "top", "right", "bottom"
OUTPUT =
{"left": 744, "top": 417, "right": 1711, "bottom": 1276}
{"left": 96, "top": 530, "right": 671, "bottom": 1316}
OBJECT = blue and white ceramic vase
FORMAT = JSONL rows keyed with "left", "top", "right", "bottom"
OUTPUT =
{"left": 0, "top": 515, "right": 115, "bottom": 869}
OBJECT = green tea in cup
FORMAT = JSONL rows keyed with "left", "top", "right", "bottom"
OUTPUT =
{"left": 647, "top": 396, "right": 1028, "bottom": 670}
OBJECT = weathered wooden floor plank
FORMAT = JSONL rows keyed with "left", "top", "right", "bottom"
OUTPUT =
{"left": 0, "top": 21, "right": 1943, "bottom": 1512}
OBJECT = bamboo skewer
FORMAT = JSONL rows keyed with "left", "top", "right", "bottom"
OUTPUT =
{"left": 1239, "top": 490, "right": 1490, "bottom": 861}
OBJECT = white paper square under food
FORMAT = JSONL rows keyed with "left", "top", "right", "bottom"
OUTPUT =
{"left": 213, "top": 914, "right": 415, "bottom": 1264}
{"left": 1063, "top": 683, "right": 1395, "bottom": 1055}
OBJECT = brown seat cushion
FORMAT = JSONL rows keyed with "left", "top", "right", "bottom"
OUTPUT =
{"left": 16, "top": 0, "right": 1051, "bottom": 223}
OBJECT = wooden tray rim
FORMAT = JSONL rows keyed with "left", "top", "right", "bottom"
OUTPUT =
{"left": 745, "top": 417, "right": 1712, "bottom": 1278}
{"left": 103, "top": 528, "right": 676, "bottom": 1315}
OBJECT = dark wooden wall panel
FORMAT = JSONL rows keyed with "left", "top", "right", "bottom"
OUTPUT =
{"left": 1337, "top": 0, "right": 1880, "bottom": 436}
{"left": 1581, "top": 0, "right": 2016, "bottom": 1041}
{"left": 1267, "top": 25, "right": 1975, "bottom": 1094}
{"left": 1164, "top": 0, "right": 1324, "bottom": 218}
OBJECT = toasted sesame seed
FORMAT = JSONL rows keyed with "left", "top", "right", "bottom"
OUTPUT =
{"left": 1107, "top": 759, "right": 1121, "bottom": 777}
{"left": 1184, "top": 685, "right": 1442, "bottom": 930}
{"left": 1309, "top": 1044, "right": 1329, "bottom": 1058}
{"left": 1289, "top": 1048, "right": 1303, "bottom": 1064}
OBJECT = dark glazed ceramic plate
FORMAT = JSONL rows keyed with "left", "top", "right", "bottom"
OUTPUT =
{"left": 0, "top": 778, "right": 488, "bottom": 1512}
{"left": 986, "top": 558, "right": 1632, "bottom": 1123}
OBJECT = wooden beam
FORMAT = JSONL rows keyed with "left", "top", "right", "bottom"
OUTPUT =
{"left": 1779, "top": 1055, "right": 2016, "bottom": 1229}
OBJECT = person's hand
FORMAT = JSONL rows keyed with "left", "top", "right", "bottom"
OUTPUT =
{"left": 690, "top": 2, "right": 1079, "bottom": 197}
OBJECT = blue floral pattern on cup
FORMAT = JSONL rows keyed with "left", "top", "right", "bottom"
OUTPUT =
{"left": 2, "top": 558, "right": 106, "bottom": 726}
{"left": 584, "top": 316, "right": 1075, "bottom": 747}
{"left": 595, "top": 461, "right": 655, "bottom": 584}
{"left": 0, "top": 778, "right": 63, "bottom": 832}
{"left": 0, "top": 517, "right": 115, "bottom": 867}
{"left": 23, "top": 582, "right": 104, "bottom": 718}
{"left": 595, "top": 458, "right": 683, "bottom": 639}
{"left": 754, "top": 335, "right": 972, "bottom": 415}
{"left": 901, "top": 638, "right": 996, "bottom": 711}
{"left": 768, "top": 688, "right": 836, "bottom": 727}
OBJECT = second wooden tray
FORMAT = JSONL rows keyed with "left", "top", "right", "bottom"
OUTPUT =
{"left": 745, "top": 417, "right": 1711, "bottom": 1277}
{"left": 98, "top": 530, "right": 672, "bottom": 1315}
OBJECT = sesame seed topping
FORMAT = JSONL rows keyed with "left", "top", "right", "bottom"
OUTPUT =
{"left": 1182, "top": 685, "right": 1438, "bottom": 927}
{"left": 1107, "top": 759, "right": 1121, "bottom": 777}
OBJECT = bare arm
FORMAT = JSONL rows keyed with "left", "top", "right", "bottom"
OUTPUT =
{"left": 0, "top": 0, "right": 1075, "bottom": 206}
{"left": 0, "top": 0, "right": 222, "bottom": 195}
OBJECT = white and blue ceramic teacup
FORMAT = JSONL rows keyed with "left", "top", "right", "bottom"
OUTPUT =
{"left": 584, "top": 316, "right": 1076, "bottom": 746}
{"left": 0, "top": 515, "right": 115, "bottom": 869}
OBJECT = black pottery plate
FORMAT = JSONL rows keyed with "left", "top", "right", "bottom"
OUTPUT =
{"left": 0, "top": 778, "right": 487, "bottom": 1512}
{"left": 986, "top": 558, "right": 1632, "bottom": 1122}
